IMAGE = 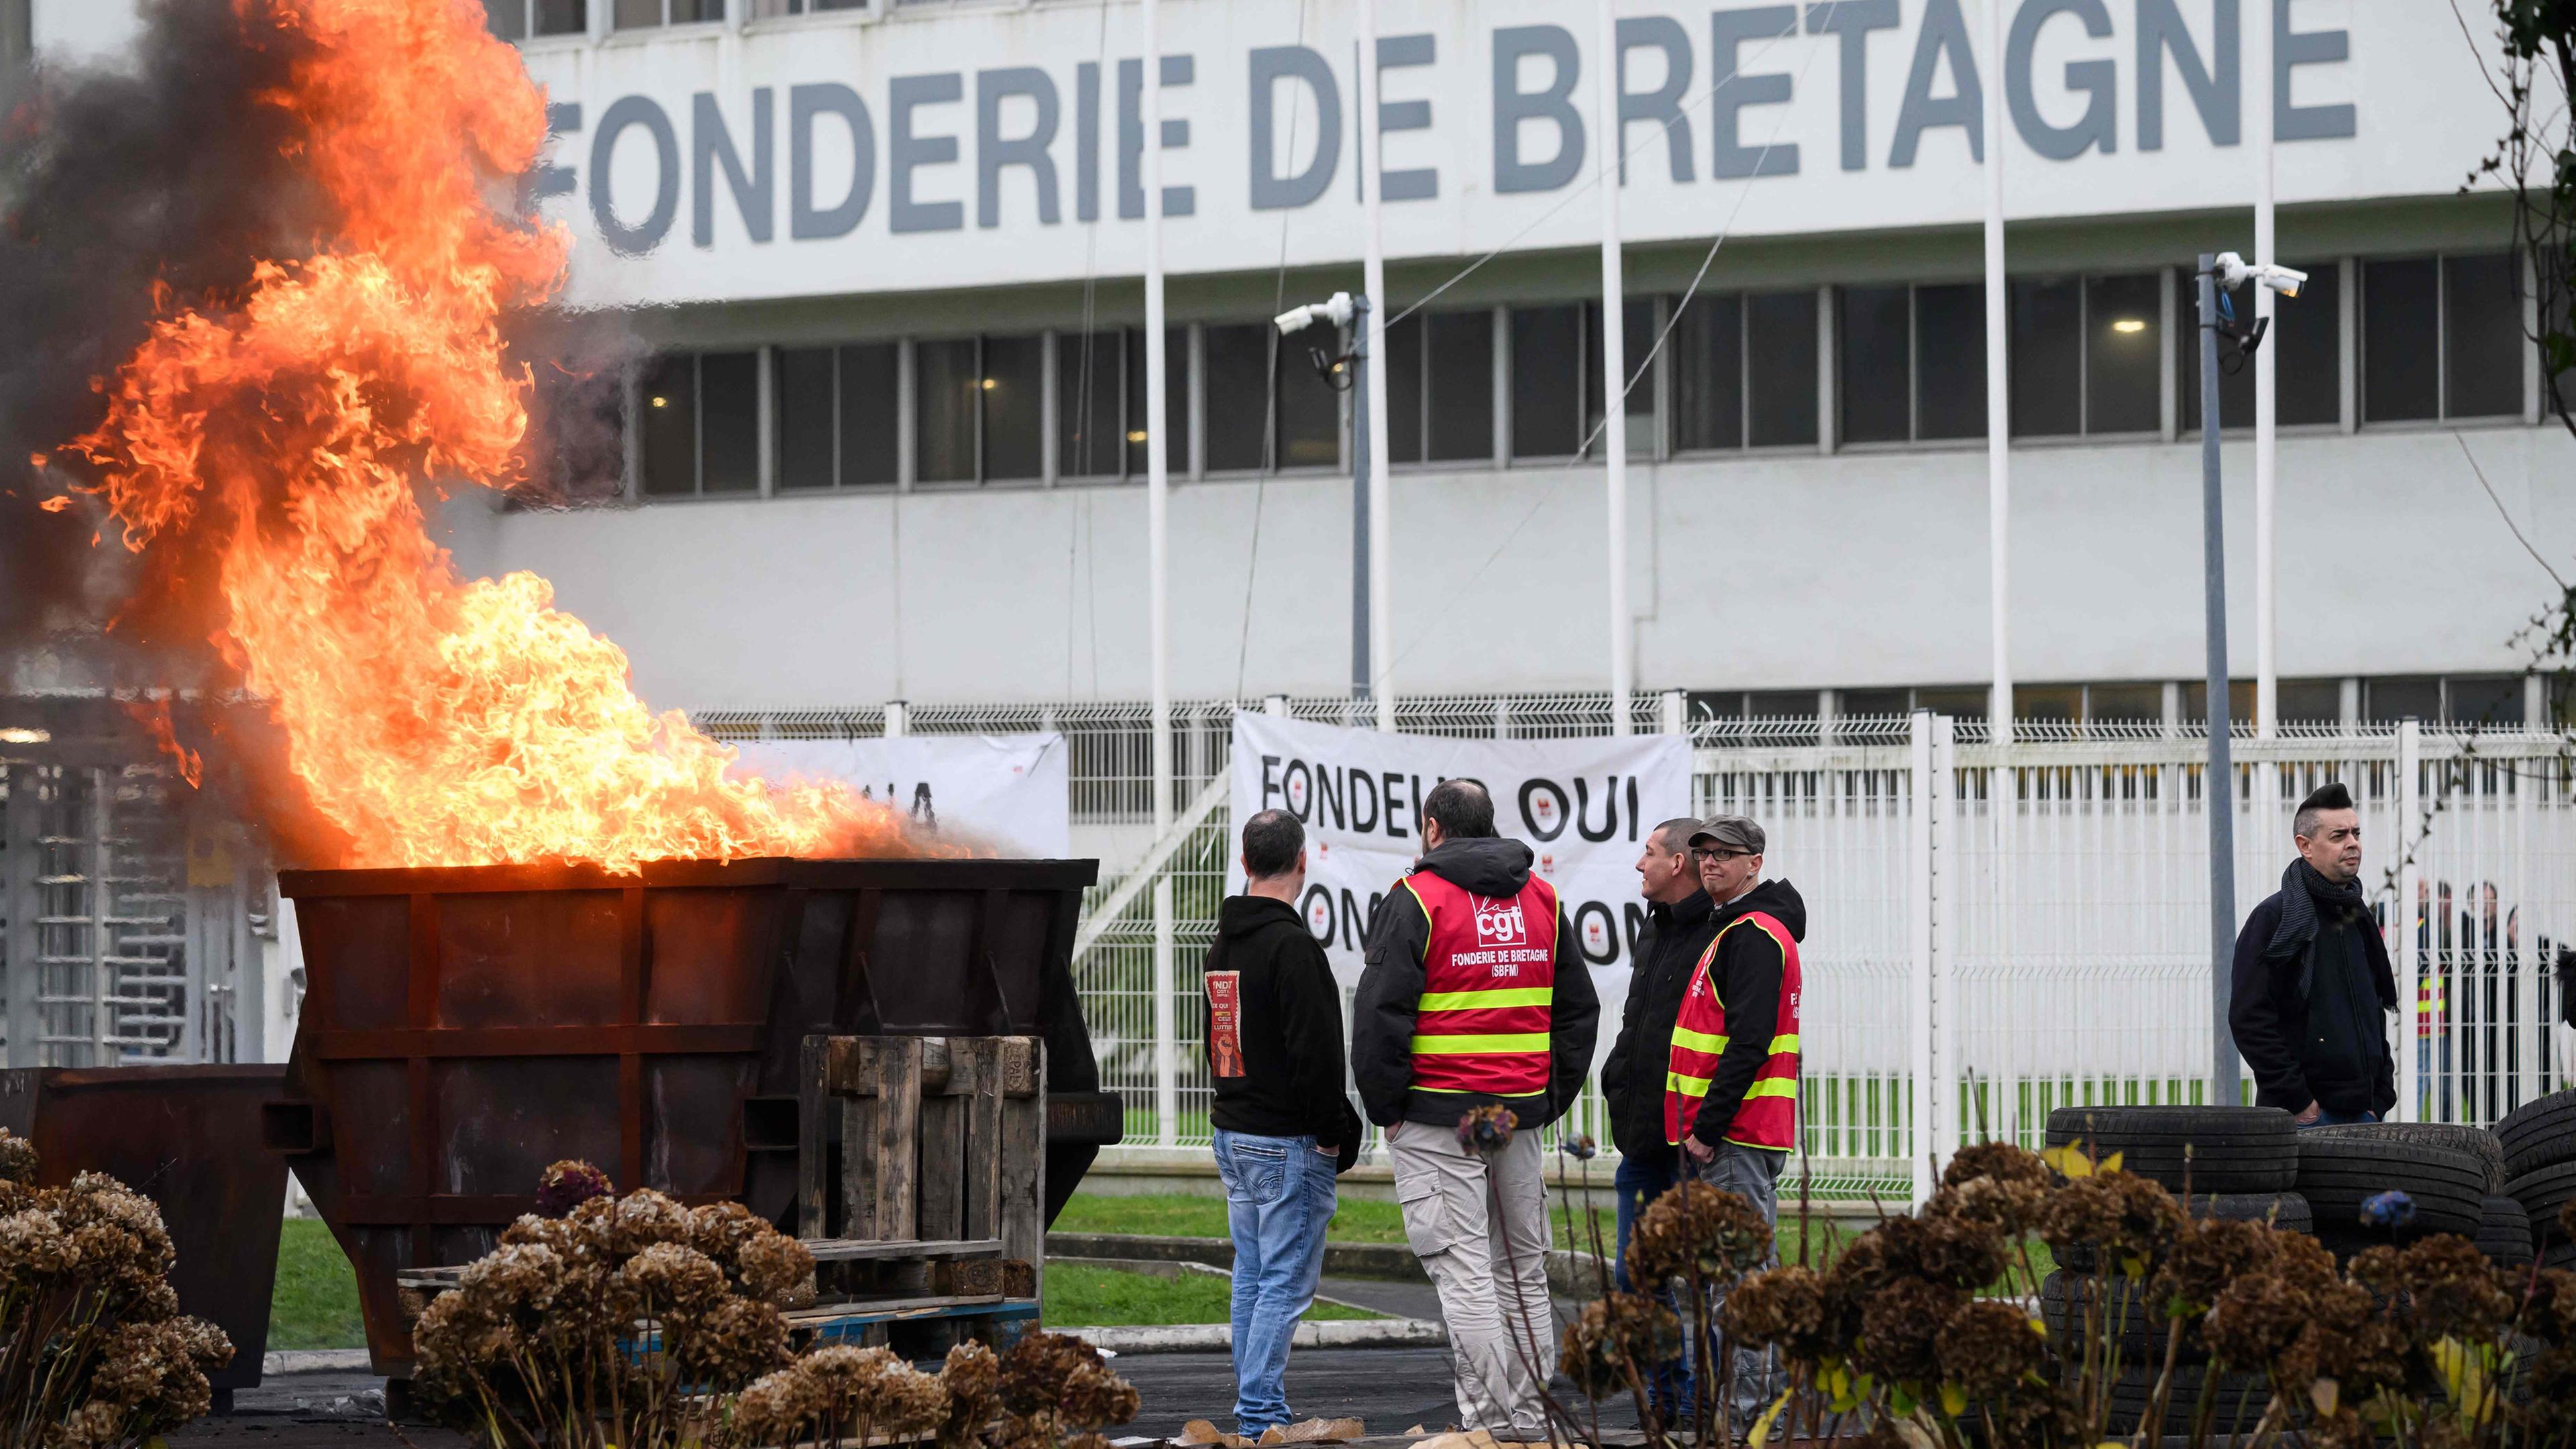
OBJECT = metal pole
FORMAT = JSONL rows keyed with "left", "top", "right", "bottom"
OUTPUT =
{"left": 1350, "top": 297, "right": 1373, "bottom": 706}
{"left": 1358, "top": 0, "right": 1394, "bottom": 731}
{"left": 2253, "top": 7, "right": 2279, "bottom": 740}
{"left": 1597, "top": 0, "right": 1633, "bottom": 737}
{"left": 1907, "top": 709, "right": 1935, "bottom": 1205}
{"left": 1143, "top": 0, "right": 1178, "bottom": 1149}
{"left": 1981, "top": 0, "right": 2011, "bottom": 745}
{"left": 2199, "top": 256, "right": 2242, "bottom": 1106}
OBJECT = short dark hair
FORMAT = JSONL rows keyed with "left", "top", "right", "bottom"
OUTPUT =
{"left": 1241, "top": 809, "right": 1304, "bottom": 879}
{"left": 2294, "top": 781, "right": 2355, "bottom": 840}
{"left": 1421, "top": 778, "right": 1497, "bottom": 839}
{"left": 1650, "top": 817, "right": 1702, "bottom": 853}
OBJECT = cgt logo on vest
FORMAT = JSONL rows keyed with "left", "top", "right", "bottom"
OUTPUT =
{"left": 1473, "top": 896, "right": 1528, "bottom": 948}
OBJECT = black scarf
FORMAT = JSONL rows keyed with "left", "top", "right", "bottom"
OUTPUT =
{"left": 2265, "top": 859, "right": 2367, "bottom": 996}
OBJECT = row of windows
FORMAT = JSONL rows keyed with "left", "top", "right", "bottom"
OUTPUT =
{"left": 1694, "top": 674, "right": 2535, "bottom": 734}
{"left": 633, "top": 252, "right": 2538, "bottom": 495}
{"left": 484, "top": 0, "right": 971, "bottom": 36}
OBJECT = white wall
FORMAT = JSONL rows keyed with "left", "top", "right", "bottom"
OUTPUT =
{"left": 457, "top": 423, "right": 2576, "bottom": 710}
{"left": 29, "top": 0, "right": 137, "bottom": 63}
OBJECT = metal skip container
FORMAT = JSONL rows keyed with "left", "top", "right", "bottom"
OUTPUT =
{"left": 263, "top": 857, "right": 1123, "bottom": 1374}
{"left": 0, "top": 1065, "right": 292, "bottom": 1398}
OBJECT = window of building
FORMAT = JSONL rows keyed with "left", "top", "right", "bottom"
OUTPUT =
{"left": 485, "top": 0, "right": 586, "bottom": 36}
{"left": 2010, "top": 276, "right": 2084, "bottom": 437}
{"left": 2369, "top": 674, "right": 2525, "bottom": 727}
{"left": 1510, "top": 305, "right": 1585, "bottom": 460}
{"left": 2364, "top": 675, "right": 2443, "bottom": 723}
{"left": 1747, "top": 291, "right": 1819, "bottom": 448}
{"left": 1386, "top": 310, "right": 1496, "bottom": 466}
{"left": 909, "top": 334, "right": 1046, "bottom": 485}
{"left": 1205, "top": 323, "right": 1334, "bottom": 472}
{"left": 914, "top": 338, "right": 979, "bottom": 484}
{"left": 1671, "top": 294, "right": 1744, "bottom": 451}
{"left": 2087, "top": 684, "right": 2165, "bottom": 724}
{"left": 2181, "top": 678, "right": 2256, "bottom": 724}
{"left": 746, "top": 0, "right": 867, "bottom": 15}
{"left": 2364, "top": 253, "right": 2524, "bottom": 424}
{"left": 2179, "top": 262, "right": 2341, "bottom": 432}
{"left": 1836, "top": 282, "right": 1988, "bottom": 445}
{"left": 1836, "top": 688, "right": 1909, "bottom": 718}
{"left": 639, "top": 352, "right": 757, "bottom": 496}
{"left": 2013, "top": 684, "right": 2084, "bottom": 724}
{"left": 1584, "top": 299, "right": 1657, "bottom": 456}
{"left": 1672, "top": 290, "right": 1817, "bottom": 452}
{"left": 1913, "top": 283, "right": 1988, "bottom": 441}
{"left": 1277, "top": 321, "right": 1343, "bottom": 468}
{"left": 1122, "top": 327, "right": 1189, "bottom": 478}
{"left": 612, "top": 0, "right": 717, "bottom": 27}
{"left": 2277, "top": 678, "right": 2345, "bottom": 723}
{"left": 838, "top": 343, "right": 900, "bottom": 487}
{"left": 1058, "top": 331, "right": 1125, "bottom": 480}
{"left": 2084, "top": 274, "right": 2162, "bottom": 435}
{"left": 775, "top": 343, "right": 899, "bottom": 491}
{"left": 981, "top": 335, "right": 1044, "bottom": 481}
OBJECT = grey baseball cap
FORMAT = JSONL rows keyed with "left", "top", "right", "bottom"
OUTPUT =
{"left": 1689, "top": 814, "right": 1766, "bottom": 853}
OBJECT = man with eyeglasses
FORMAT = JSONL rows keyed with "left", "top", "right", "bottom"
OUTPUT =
{"left": 1663, "top": 814, "right": 1805, "bottom": 1432}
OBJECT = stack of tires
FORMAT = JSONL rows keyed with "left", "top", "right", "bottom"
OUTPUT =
{"left": 2500, "top": 1089, "right": 2576, "bottom": 1271}
{"left": 2295, "top": 1122, "right": 2497, "bottom": 1260}
{"left": 2039, "top": 1106, "right": 2303, "bottom": 1436}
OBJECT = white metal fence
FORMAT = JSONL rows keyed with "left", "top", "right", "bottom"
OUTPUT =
{"left": 714, "top": 701, "right": 2576, "bottom": 1199}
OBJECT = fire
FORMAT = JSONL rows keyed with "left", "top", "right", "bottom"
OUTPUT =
{"left": 68, "top": 0, "right": 906, "bottom": 871}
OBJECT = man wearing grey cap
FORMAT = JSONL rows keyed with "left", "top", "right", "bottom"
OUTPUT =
{"left": 1663, "top": 814, "right": 1806, "bottom": 1430}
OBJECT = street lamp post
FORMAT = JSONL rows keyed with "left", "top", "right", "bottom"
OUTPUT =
{"left": 2196, "top": 250, "right": 2307, "bottom": 1109}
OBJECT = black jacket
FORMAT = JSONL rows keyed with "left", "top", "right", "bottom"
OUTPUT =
{"left": 1601, "top": 890, "right": 1718, "bottom": 1160}
{"left": 1688, "top": 879, "right": 1807, "bottom": 1151}
{"left": 1351, "top": 837, "right": 1602, "bottom": 1130}
{"left": 1201, "top": 895, "right": 1364, "bottom": 1169}
{"left": 2229, "top": 887, "right": 2399, "bottom": 1118}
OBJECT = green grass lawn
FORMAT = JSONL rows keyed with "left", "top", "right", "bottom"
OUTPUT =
{"left": 1042, "top": 1263, "right": 1382, "bottom": 1328}
{"left": 270, "top": 1218, "right": 368, "bottom": 1351}
{"left": 1053, "top": 1191, "right": 1861, "bottom": 1258}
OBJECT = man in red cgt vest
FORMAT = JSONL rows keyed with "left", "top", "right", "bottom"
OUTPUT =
{"left": 1664, "top": 813, "right": 1805, "bottom": 1432}
{"left": 1352, "top": 778, "right": 1600, "bottom": 1440}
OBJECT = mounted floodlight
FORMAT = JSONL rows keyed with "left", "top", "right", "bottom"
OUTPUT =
{"left": 2212, "top": 252, "right": 2308, "bottom": 298}
{"left": 1275, "top": 291, "right": 1357, "bottom": 335}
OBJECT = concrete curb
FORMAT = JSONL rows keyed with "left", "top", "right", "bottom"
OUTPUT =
{"left": 1069, "top": 1318, "right": 1448, "bottom": 1355}
{"left": 1049, "top": 1233, "right": 1624, "bottom": 1299}
{"left": 264, "top": 1349, "right": 375, "bottom": 1375}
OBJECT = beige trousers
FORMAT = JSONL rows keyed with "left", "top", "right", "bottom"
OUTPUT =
{"left": 1387, "top": 1122, "right": 1556, "bottom": 1437}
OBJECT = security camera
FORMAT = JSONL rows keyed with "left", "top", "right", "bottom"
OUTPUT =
{"left": 2213, "top": 252, "right": 2308, "bottom": 299}
{"left": 1275, "top": 292, "right": 1357, "bottom": 335}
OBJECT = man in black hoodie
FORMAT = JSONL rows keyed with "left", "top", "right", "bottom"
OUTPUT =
{"left": 1353, "top": 780, "right": 1599, "bottom": 1440}
{"left": 1203, "top": 809, "right": 1361, "bottom": 1436}
{"left": 1602, "top": 818, "right": 1719, "bottom": 1283}
{"left": 2229, "top": 781, "right": 2398, "bottom": 1125}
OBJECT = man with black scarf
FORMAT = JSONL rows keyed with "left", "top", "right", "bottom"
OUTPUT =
{"left": 2230, "top": 781, "right": 2398, "bottom": 1125}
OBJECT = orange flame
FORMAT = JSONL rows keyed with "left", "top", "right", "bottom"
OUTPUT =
{"left": 69, "top": 0, "right": 904, "bottom": 871}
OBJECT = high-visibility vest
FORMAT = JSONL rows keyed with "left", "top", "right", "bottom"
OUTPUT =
{"left": 1664, "top": 910, "right": 1802, "bottom": 1151}
{"left": 1401, "top": 871, "right": 1560, "bottom": 1099}
{"left": 2416, "top": 976, "right": 2449, "bottom": 1038}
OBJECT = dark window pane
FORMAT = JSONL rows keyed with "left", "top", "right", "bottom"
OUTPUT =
{"left": 2177, "top": 265, "right": 2253, "bottom": 434}
{"left": 1917, "top": 686, "right": 1990, "bottom": 717}
{"left": 1690, "top": 691, "right": 1746, "bottom": 723}
{"left": 981, "top": 333, "right": 1043, "bottom": 480}
{"left": 1583, "top": 298, "right": 1656, "bottom": 457}
{"left": 2182, "top": 679, "right": 2254, "bottom": 725}
{"left": 2363, "top": 258, "right": 2439, "bottom": 423}
{"left": 1057, "top": 331, "right": 1124, "bottom": 478}
{"left": 2085, "top": 272, "right": 2161, "bottom": 434}
{"left": 698, "top": 351, "right": 759, "bottom": 492}
{"left": 639, "top": 354, "right": 696, "bottom": 497}
{"left": 1511, "top": 305, "right": 1582, "bottom": 458}
{"left": 2445, "top": 252, "right": 2523, "bottom": 419}
{"left": 838, "top": 342, "right": 898, "bottom": 487}
{"left": 1426, "top": 310, "right": 1495, "bottom": 462}
{"left": 2088, "top": 684, "right": 2163, "bottom": 722}
{"left": 1913, "top": 282, "right": 1987, "bottom": 439}
{"left": 775, "top": 346, "right": 835, "bottom": 490}
{"left": 669, "top": 0, "right": 720, "bottom": 18}
{"left": 2446, "top": 674, "right": 2523, "bottom": 727}
{"left": 2277, "top": 261, "right": 2340, "bottom": 426}
{"left": 1837, "top": 284, "right": 1910, "bottom": 444}
{"left": 2365, "top": 676, "right": 2441, "bottom": 722}
{"left": 484, "top": 0, "right": 525, "bottom": 40}
{"left": 1277, "top": 321, "right": 1342, "bottom": 468}
{"left": 1386, "top": 312, "right": 1424, "bottom": 464}
{"left": 2277, "top": 678, "right": 2344, "bottom": 722}
{"left": 1748, "top": 690, "right": 1817, "bottom": 718}
{"left": 534, "top": 0, "right": 586, "bottom": 34}
{"left": 2016, "top": 684, "right": 2082, "bottom": 722}
{"left": 1747, "top": 290, "right": 1817, "bottom": 447}
{"left": 915, "top": 338, "right": 978, "bottom": 483}
{"left": 613, "top": 0, "right": 658, "bottom": 28}
{"left": 1122, "top": 327, "right": 1187, "bottom": 476}
{"left": 1839, "top": 688, "right": 1909, "bottom": 718}
{"left": 1203, "top": 324, "right": 1272, "bottom": 472}
{"left": 1672, "top": 293, "right": 1743, "bottom": 451}
{"left": 2010, "top": 276, "right": 2082, "bottom": 437}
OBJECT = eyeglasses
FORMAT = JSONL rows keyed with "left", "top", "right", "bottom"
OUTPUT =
{"left": 1690, "top": 847, "right": 1752, "bottom": 862}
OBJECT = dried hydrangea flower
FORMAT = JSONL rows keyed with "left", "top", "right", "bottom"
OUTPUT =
{"left": 938, "top": 1340, "right": 1002, "bottom": 1449}
{"left": 1940, "top": 1141, "right": 2052, "bottom": 1195}
{"left": 1456, "top": 1104, "right": 1515, "bottom": 1155}
{"left": 1933, "top": 1298, "right": 2045, "bottom": 1398}
{"left": 733, "top": 1228, "right": 818, "bottom": 1302}
{"left": 1561, "top": 1291, "right": 1684, "bottom": 1398}
{"left": 1929, "top": 1175, "right": 2048, "bottom": 1238}
{"left": 1625, "top": 1181, "right": 1774, "bottom": 1284}
{"left": 1875, "top": 1213, "right": 2007, "bottom": 1293}
{"left": 0, "top": 1128, "right": 41, "bottom": 1184}
{"left": 1718, "top": 1264, "right": 1843, "bottom": 1364}
{"left": 2153, "top": 1215, "right": 2280, "bottom": 1322}
{"left": 2039, "top": 1171, "right": 2182, "bottom": 1274}
{"left": 1854, "top": 1276, "right": 1964, "bottom": 1385}
{"left": 535, "top": 1159, "right": 615, "bottom": 1218}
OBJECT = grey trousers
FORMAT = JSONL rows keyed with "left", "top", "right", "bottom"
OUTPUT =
{"left": 1684, "top": 1141, "right": 1786, "bottom": 1430}
{"left": 1387, "top": 1122, "right": 1556, "bottom": 1438}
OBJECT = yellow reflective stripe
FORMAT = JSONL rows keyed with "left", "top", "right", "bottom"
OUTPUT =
{"left": 1665, "top": 1071, "right": 1712, "bottom": 1098}
{"left": 1744, "top": 1079, "right": 1800, "bottom": 1099}
{"left": 1418, "top": 987, "right": 1554, "bottom": 1012}
{"left": 1672, "top": 1026, "right": 1729, "bottom": 1054}
{"left": 1409, "top": 1032, "right": 1550, "bottom": 1055}
{"left": 1768, "top": 1034, "right": 1800, "bottom": 1055}
{"left": 1400, "top": 879, "right": 1431, "bottom": 965}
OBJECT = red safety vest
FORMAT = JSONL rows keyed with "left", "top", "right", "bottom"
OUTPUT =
{"left": 1664, "top": 910, "right": 1802, "bottom": 1151}
{"left": 1401, "top": 871, "right": 1560, "bottom": 1099}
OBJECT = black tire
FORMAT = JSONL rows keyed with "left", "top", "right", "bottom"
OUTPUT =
{"left": 2294, "top": 1137, "right": 2487, "bottom": 1236}
{"left": 2040, "top": 1271, "right": 2203, "bottom": 1366}
{"left": 2498, "top": 1089, "right": 2576, "bottom": 1180}
{"left": 2057, "top": 1191, "right": 2311, "bottom": 1273}
{"left": 2477, "top": 1194, "right": 2535, "bottom": 1267}
{"left": 2306, "top": 1122, "right": 2506, "bottom": 1192}
{"left": 2102, "top": 1365, "right": 2270, "bottom": 1436}
{"left": 2044, "top": 1106, "right": 2299, "bottom": 1193}
{"left": 2506, "top": 1159, "right": 2576, "bottom": 1235}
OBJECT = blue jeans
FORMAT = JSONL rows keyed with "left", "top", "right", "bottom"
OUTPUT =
{"left": 1214, "top": 1129, "right": 1336, "bottom": 1434}
{"left": 2299, "top": 1107, "right": 2379, "bottom": 1129}
{"left": 1613, "top": 1152, "right": 1691, "bottom": 1417}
